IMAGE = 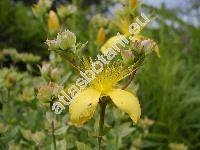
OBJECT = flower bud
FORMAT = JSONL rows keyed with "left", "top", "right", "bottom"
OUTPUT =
{"left": 67, "top": 5, "right": 77, "bottom": 14}
{"left": 155, "top": 45, "right": 160, "bottom": 58}
{"left": 141, "top": 39, "right": 152, "bottom": 51}
{"left": 50, "top": 68, "right": 63, "bottom": 81}
{"left": 57, "top": 5, "right": 77, "bottom": 19}
{"left": 40, "top": 63, "right": 51, "bottom": 75}
{"left": 121, "top": 50, "right": 135, "bottom": 64}
{"left": 37, "top": 84, "right": 53, "bottom": 102}
{"left": 141, "top": 39, "right": 160, "bottom": 57}
{"left": 0, "top": 123, "right": 8, "bottom": 133}
{"left": 21, "top": 53, "right": 41, "bottom": 63}
{"left": 96, "top": 27, "right": 106, "bottom": 45}
{"left": 4, "top": 74, "right": 16, "bottom": 88}
{"left": 32, "top": 0, "right": 52, "bottom": 17}
{"left": 37, "top": 82, "right": 63, "bottom": 103}
{"left": 48, "top": 10, "right": 60, "bottom": 35}
{"left": 57, "top": 30, "right": 76, "bottom": 50}
{"left": 46, "top": 39, "right": 59, "bottom": 50}
{"left": 130, "top": 0, "right": 137, "bottom": 9}
{"left": 139, "top": 117, "right": 154, "bottom": 128}
{"left": 20, "top": 88, "right": 35, "bottom": 102}
{"left": 57, "top": 5, "right": 67, "bottom": 19}
{"left": 0, "top": 50, "right": 4, "bottom": 61}
{"left": 91, "top": 14, "right": 108, "bottom": 27}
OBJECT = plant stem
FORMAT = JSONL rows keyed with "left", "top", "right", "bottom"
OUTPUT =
{"left": 98, "top": 99, "right": 107, "bottom": 150}
{"left": 67, "top": 59, "right": 81, "bottom": 72}
{"left": 122, "top": 67, "right": 137, "bottom": 90}
{"left": 52, "top": 121, "right": 56, "bottom": 150}
{"left": 72, "top": 0, "right": 77, "bottom": 31}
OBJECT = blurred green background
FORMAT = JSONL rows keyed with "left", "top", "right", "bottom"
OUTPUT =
{"left": 0, "top": 0, "right": 199, "bottom": 149}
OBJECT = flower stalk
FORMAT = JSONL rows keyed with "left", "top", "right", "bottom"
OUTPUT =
{"left": 66, "top": 59, "right": 80, "bottom": 72}
{"left": 122, "top": 67, "right": 137, "bottom": 90}
{"left": 98, "top": 97, "right": 107, "bottom": 150}
{"left": 51, "top": 121, "right": 57, "bottom": 150}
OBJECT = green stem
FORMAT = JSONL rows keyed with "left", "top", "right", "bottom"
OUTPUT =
{"left": 67, "top": 59, "right": 81, "bottom": 73}
{"left": 52, "top": 121, "right": 56, "bottom": 150}
{"left": 122, "top": 67, "right": 137, "bottom": 90}
{"left": 72, "top": 0, "right": 77, "bottom": 31}
{"left": 98, "top": 99, "right": 107, "bottom": 150}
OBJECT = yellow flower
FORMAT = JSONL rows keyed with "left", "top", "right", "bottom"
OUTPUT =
{"left": 100, "top": 14, "right": 159, "bottom": 57}
{"left": 69, "top": 61, "right": 141, "bottom": 125}
{"left": 101, "top": 34, "right": 160, "bottom": 57}
{"left": 100, "top": 34, "right": 129, "bottom": 53}
{"left": 48, "top": 10, "right": 60, "bottom": 35}
{"left": 100, "top": 17, "right": 134, "bottom": 53}
{"left": 96, "top": 27, "right": 106, "bottom": 45}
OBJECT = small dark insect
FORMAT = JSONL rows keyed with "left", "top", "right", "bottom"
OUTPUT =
{"left": 88, "top": 103, "right": 92, "bottom": 106}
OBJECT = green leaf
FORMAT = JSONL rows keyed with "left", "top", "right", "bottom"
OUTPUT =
{"left": 88, "top": 131, "right": 97, "bottom": 138}
{"left": 55, "top": 139, "right": 67, "bottom": 150}
{"left": 119, "top": 127, "right": 135, "bottom": 138}
{"left": 146, "top": 133, "right": 168, "bottom": 140}
{"left": 55, "top": 49, "right": 77, "bottom": 63}
{"left": 114, "top": 123, "right": 136, "bottom": 138}
{"left": 134, "top": 51, "right": 145, "bottom": 68}
{"left": 102, "top": 126, "right": 112, "bottom": 136}
{"left": 66, "top": 134, "right": 77, "bottom": 149}
{"left": 76, "top": 41, "right": 88, "bottom": 55}
{"left": 0, "top": 126, "right": 19, "bottom": 143}
{"left": 61, "top": 71, "right": 72, "bottom": 84}
{"left": 46, "top": 111, "right": 56, "bottom": 123}
{"left": 141, "top": 140, "right": 164, "bottom": 148}
{"left": 76, "top": 141, "right": 92, "bottom": 150}
{"left": 54, "top": 126, "right": 69, "bottom": 135}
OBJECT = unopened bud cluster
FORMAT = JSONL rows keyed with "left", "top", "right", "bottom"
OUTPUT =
{"left": 37, "top": 82, "right": 63, "bottom": 103}
{"left": 57, "top": 4, "right": 77, "bottom": 19}
{"left": 32, "top": 0, "right": 52, "bottom": 17}
{"left": 46, "top": 30, "right": 76, "bottom": 51}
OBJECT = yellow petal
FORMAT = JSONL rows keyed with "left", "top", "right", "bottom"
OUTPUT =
{"left": 100, "top": 35, "right": 119, "bottom": 53}
{"left": 100, "top": 35, "right": 128, "bottom": 53}
{"left": 69, "top": 88, "right": 101, "bottom": 125}
{"left": 107, "top": 89, "right": 141, "bottom": 123}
